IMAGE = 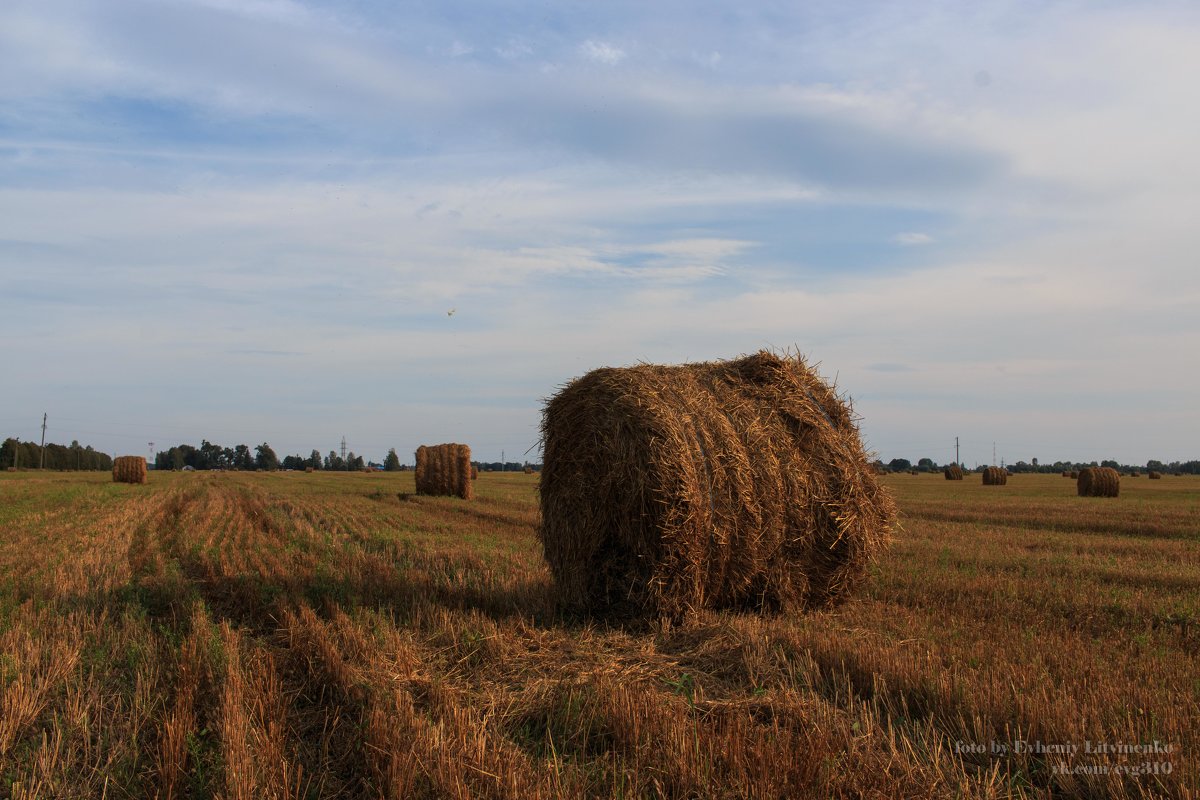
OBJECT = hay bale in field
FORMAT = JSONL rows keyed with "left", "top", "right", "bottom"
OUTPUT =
{"left": 112, "top": 456, "right": 148, "bottom": 485}
{"left": 1069, "top": 471, "right": 1079, "bottom": 479}
{"left": 414, "top": 443, "right": 473, "bottom": 499}
{"left": 538, "top": 350, "right": 896, "bottom": 618}
{"left": 910, "top": 469, "right": 919, "bottom": 475}
{"left": 305, "top": 466, "right": 314, "bottom": 473}
{"left": 1148, "top": 471, "right": 1162, "bottom": 479}
{"left": 982, "top": 466, "right": 1007, "bottom": 486}
{"left": 1173, "top": 472, "right": 1184, "bottom": 477}
{"left": 1077, "top": 466, "right": 1119, "bottom": 498}
{"left": 943, "top": 464, "right": 964, "bottom": 481}
{"left": 1129, "top": 471, "right": 1141, "bottom": 477}
{"left": 471, "top": 465, "right": 479, "bottom": 480}
{"left": 1062, "top": 471, "right": 1070, "bottom": 477}
{"left": 523, "top": 465, "right": 534, "bottom": 475}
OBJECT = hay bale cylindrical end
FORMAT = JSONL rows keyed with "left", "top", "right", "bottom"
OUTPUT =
{"left": 538, "top": 351, "right": 896, "bottom": 618}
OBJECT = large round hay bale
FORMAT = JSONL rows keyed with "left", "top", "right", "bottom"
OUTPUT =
{"left": 414, "top": 443, "right": 473, "bottom": 499}
{"left": 943, "top": 465, "right": 964, "bottom": 481}
{"left": 112, "top": 456, "right": 147, "bottom": 485}
{"left": 982, "top": 466, "right": 1007, "bottom": 486}
{"left": 1148, "top": 471, "right": 1162, "bottom": 479}
{"left": 538, "top": 351, "right": 896, "bottom": 618}
{"left": 1061, "top": 471, "right": 1070, "bottom": 477}
{"left": 1077, "top": 466, "right": 1119, "bottom": 498}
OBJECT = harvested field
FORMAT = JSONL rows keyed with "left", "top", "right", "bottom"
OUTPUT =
{"left": 0, "top": 470, "right": 1196, "bottom": 798}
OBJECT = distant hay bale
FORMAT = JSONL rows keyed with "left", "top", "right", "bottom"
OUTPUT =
{"left": 982, "top": 466, "right": 1007, "bottom": 486}
{"left": 1062, "top": 471, "right": 1070, "bottom": 477}
{"left": 910, "top": 469, "right": 919, "bottom": 475}
{"left": 1069, "top": 471, "right": 1079, "bottom": 479}
{"left": 1077, "top": 466, "right": 1119, "bottom": 498}
{"left": 523, "top": 465, "right": 534, "bottom": 474}
{"left": 538, "top": 350, "right": 896, "bottom": 618}
{"left": 305, "top": 466, "right": 314, "bottom": 473}
{"left": 112, "top": 456, "right": 147, "bottom": 485}
{"left": 1173, "top": 472, "right": 1184, "bottom": 477}
{"left": 414, "top": 444, "right": 473, "bottom": 499}
{"left": 944, "top": 465, "right": 964, "bottom": 481}
{"left": 471, "top": 465, "right": 479, "bottom": 480}
{"left": 1148, "top": 471, "right": 1162, "bottom": 479}
{"left": 1130, "top": 471, "right": 1141, "bottom": 477}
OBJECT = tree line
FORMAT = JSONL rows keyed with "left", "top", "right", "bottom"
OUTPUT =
{"left": 153, "top": 441, "right": 370, "bottom": 472}
{"left": 1, "top": 438, "right": 114, "bottom": 471}
{"left": 879, "top": 457, "right": 1200, "bottom": 474}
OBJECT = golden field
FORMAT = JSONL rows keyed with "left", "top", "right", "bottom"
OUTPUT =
{"left": 0, "top": 470, "right": 1196, "bottom": 799}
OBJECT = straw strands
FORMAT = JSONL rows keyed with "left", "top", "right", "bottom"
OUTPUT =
{"left": 112, "top": 456, "right": 147, "bottom": 485}
{"left": 414, "top": 444, "right": 473, "bottom": 500}
{"left": 1077, "top": 467, "right": 1120, "bottom": 498}
{"left": 538, "top": 350, "right": 896, "bottom": 618}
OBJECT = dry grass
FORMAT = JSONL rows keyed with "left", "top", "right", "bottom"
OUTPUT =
{"left": 0, "top": 470, "right": 1196, "bottom": 799}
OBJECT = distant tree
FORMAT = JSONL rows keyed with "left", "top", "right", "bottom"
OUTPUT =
{"left": 917, "top": 457, "right": 935, "bottom": 472}
{"left": 384, "top": 448, "right": 401, "bottom": 471}
{"left": 309, "top": 449, "right": 322, "bottom": 470}
{"left": 233, "top": 444, "right": 254, "bottom": 471}
{"left": 255, "top": 443, "right": 279, "bottom": 471}
{"left": 1146, "top": 459, "right": 1165, "bottom": 472}
{"left": 887, "top": 458, "right": 912, "bottom": 472}
{"left": 281, "top": 454, "right": 305, "bottom": 470}
{"left": 347, "top": 452, "right": 364, "bottom": 471}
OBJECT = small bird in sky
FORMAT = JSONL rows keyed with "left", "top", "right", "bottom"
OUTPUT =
{"left": 447, "top": 308, "right": 456, "bottom": 317}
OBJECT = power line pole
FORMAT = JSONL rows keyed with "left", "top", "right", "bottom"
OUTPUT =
{"left": 955, "top": 436, "right": 959, "bottom": 467}
{"left": 501, "top": 449, "right": 505, "bottom": 471}
{"left": 992, "top": 441, "right": 997, "bottom": 466}
{"left": 340, "top": 436, "right": 347, "bottom": 462}
{"left": 39, "top": 413, "right": 47, "bottom": 470}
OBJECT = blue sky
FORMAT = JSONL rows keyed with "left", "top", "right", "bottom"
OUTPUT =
{"left": 2, "top": 0, "right": 1198, "bottom": 467}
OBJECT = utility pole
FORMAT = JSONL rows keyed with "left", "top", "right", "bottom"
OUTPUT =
{"left": 955, "top": 436, "right": 959, "bottom": 467}
{"left": 12, "top": 438, "right": 17, "bottom": 470}
{"left": 993, "top": 441, "right": 997, "bottom": 466}
{"left": 340, "top": 436, "right": 347, "bottom": 462}
{"left": 149, "top": 442, "right": 154, "bottom": 469}
{"left": 39, "top": 413, "right": 47, "bottom": 470}
{"left": 501, "top": 450, "right": 505, "bottom": 471}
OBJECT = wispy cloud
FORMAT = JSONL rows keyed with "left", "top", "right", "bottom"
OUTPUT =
{"left": 579, "top": 40, "right": 626, "bottom": 65}
{"left": 893, "top": 232, "right": 933, "bottom": 245}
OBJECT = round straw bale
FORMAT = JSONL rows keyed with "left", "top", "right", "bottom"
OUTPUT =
{"left": 1062, "top": 471, "right": 1070, "bottom": 477}
{"left": 1069, "top": 471, "right": 1079, "bottom": 479}
{"left": 538, "top": 351, "right": 896, "bottom": 618}
{"left": 524, "top": 465, "right": 534, "bottom": 474}
{"left": 982, "top": 466, "right": 1007, "bottom": 485}
{"left": 1129, "top": 471, "right": 1140, "bottom": 477}
{"left": 414, "top": 443, "right": 473, "bottom": 499}
{"left": 112, "top": 456, "right": 148, "bottom": 485}
{"left": 943, "top": 464, "right": 964, "bottom": 480}
{"left": 1148, "top": 471, "right": 1162, "bottom": 479}
{"left": 1077, "top": 466, "right": 1119, "bottom": 498}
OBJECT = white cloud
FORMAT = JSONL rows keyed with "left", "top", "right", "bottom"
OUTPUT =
{"left": 579, "top": 39, "right": 626, "bottom": 65}
{"left": 893, "top": 232, "right": 933, "bottom": 245}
